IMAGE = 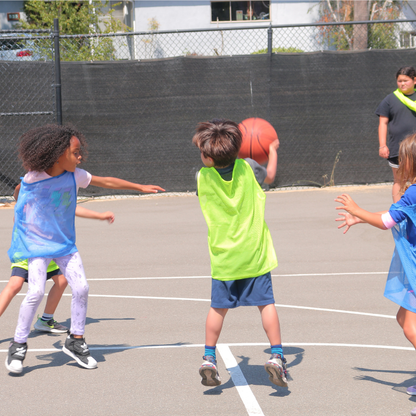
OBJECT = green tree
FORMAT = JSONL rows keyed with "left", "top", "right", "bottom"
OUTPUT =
{"left": 18, "top": 1, "right": 130, "bottom": 61}
{"left": 311, "top": 0, "right": 406, "bottom": 50}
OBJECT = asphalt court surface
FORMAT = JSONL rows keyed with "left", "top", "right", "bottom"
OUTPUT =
{"left": 0, "top": 185, "right": 415, "bottom": 416}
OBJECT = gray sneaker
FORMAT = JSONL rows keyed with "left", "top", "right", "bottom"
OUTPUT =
{"left": 199, "top": 355, "right": 221, "bottom": 386}
{"left": 264, "top": 353, "right": 288, "bottom": 387}
{"left": 34, "top": 316, "right": 69, "bottom": 333}
{"left": 62, "top": 334, "right": 97, "bottom": 369}
{"left": 5, "top": 340, "right": 27, "bottom": 374}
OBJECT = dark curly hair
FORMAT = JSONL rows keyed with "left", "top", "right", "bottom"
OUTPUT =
{"left": 18, "top": 124, "right": 88, "bottom": 172}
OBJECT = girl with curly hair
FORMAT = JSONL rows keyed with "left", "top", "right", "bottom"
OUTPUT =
{"left": 5, "top": 124, "right": 164, "bottom": 374}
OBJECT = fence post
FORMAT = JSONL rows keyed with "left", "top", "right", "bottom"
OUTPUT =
{"left": 267, "top": 23, "right": 272, "bottom": 55}
{"left": 53, "top": 18, "right": 62, "bottom": 125}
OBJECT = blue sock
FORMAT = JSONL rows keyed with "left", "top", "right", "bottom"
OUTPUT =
{"left": 41, "top": 313, "right": 53, "bottom": 322}
{"left": 204, "top": 345, "right": 216, "bottom": 359}
{"left": 271, "top": 344, "right": 284, "bottom": 359}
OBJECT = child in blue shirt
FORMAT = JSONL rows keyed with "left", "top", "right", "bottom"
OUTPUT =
{"left": 192, "top": 119, "right": 288, "bottom": 388}
{"left": 0, "top": 205, "right": 115, "bottom": 333}
{"left": 6, "top": 123, "right": 164, "bottom": 374}
{"left": 336, "top": 132, "right": 416, "bottom": 416}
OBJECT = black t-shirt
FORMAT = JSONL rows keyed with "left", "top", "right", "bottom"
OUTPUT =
{"left": 375, "top": 92, "right": 416, "bottom": 157}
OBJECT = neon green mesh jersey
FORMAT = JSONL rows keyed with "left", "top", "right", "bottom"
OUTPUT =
{"left": 197, "top": 158, "right": 277, "bottom": 281}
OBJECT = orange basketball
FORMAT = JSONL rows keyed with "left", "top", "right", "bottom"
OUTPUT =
{"left": 238, "top": 118, "right": 278, "bottom": 165}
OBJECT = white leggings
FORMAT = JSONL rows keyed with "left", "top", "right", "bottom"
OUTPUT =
{"left": 14, "top": 252, "right": 89, "bottom": 343}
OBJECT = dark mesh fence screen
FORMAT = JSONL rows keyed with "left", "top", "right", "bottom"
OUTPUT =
{"left": 61, "top": 48, "right": 413, "bottom": 197}
{"left": 1, "top": 31, "right": 416, "bottom": 197}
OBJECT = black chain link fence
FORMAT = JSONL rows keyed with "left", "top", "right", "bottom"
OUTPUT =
{"left": 2, "top": 20, "right": 416, "bottom": 197}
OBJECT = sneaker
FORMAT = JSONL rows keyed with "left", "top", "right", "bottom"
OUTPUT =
{"left": 411, "top": 406, "right": 416, "bottom": 416}
{"left": 408, "top": 385, "right": 416, "bottom": 396}
{"left": 264, "top": 353, "right": 288, "bottom": 388}
{"left": 34, "top": 316, "right": 69, "bottom": 333}
{"left": 5, "top": 340, "right": 27, "bottom": 374}
{"left": 199, "top": 355, "right": 221, "bottom": 386}
{"left": 62, "top": 334, "right": 97, "bottom": 369}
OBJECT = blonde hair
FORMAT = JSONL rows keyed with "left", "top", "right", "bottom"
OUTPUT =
{"left": 397, "top": 133, "right": 416, "bottom": 193}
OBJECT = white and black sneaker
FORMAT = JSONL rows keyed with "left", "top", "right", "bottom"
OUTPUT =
{"left": 62, "top": 334, "right": 97, "bottom": 369}
{"left": 5, "top": 340, "right": 27, "bottom": 374}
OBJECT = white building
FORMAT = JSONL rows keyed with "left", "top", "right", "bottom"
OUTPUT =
{"left": 2, "top": 1, "right": 416, "bottom": 57}
{"left": 0, "top": 1, "right": 320, "bottom": 32}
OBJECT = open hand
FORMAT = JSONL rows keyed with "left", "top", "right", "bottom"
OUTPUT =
{"left": 335, "top": 194, "right": 359, "bottom": 216}
{"left": 336, "top": 212, "right": 362, "bottom": 234}
{"left": 141, "top": 185, "right": 165, "bottom": 193}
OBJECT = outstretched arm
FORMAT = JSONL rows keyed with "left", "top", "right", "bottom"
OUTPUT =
{"left": 335, "top": 193, "right": 387, "bottom": 230}
{"left": 89, "top": 176, "right": 165, "bottom": 194}
{"left": 75, "top": 205, "right": 115, "bottom": 224}
{"left": 263, "top": 139, "right": 279, "bottom": 185}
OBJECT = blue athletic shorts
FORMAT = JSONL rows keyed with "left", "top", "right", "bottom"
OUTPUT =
{"left": 11, "top": 267, "right": 61, "bottom": 283}
{"left": 211, "top": 272, "right": 275, "bottom": 309}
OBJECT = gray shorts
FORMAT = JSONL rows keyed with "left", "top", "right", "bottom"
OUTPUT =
{"left": 11, "top": 267, "right": 61, "bottom": 283}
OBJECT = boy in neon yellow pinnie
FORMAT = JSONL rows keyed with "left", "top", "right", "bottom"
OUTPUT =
{"left": 192, "top": 119, "right": 287, "bottom": 388}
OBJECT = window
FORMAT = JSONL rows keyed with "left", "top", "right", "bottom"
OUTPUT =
{"left": 7, "top": 13, "right": 20, "bottom": 22}
{"left": 400, "top": 31, "right": 416, "bottom": 49}
{"left": 211, "top": 1, "right": 270, "bottom": 22}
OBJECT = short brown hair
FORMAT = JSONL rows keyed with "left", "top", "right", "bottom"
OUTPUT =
{"left": 192, "top": 119, "right": 242, "bottom": 167}
{"left": 398, "top": 133, "right": 416, "bottom": 192}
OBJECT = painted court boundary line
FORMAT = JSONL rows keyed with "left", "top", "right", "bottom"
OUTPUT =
{"left": 0, "top": 271, "right": 388, "bottom": 284}
{"left": 8, "top": 294, "right": 396, "bottom": 319}
{"left": 0, "top": 341, "right": 411, "bottom": 416}
{"left": 0, "top": 341, "right": 413, "bottom": 353}
{"left": 217, "top": 344, "right": 265, "bottom": 416}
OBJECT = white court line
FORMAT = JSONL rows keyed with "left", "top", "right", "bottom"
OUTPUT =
{"left": 7, "top": 293, "right": 397, "bottom": 319}
{"left": 217, "top": 344, "right": 265, "bottom": 416}
{"left": 0, "top": 341, "right": 412, "bottom": 354}
{"left": 274, "top": 304, "right": 395, "bottom": 319}
{"left": 0, "top": 271, "right": 387, "bottom": 283}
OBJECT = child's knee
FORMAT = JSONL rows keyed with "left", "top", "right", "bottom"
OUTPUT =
{"left": 396, "top": 312, "right": 404, "bottom": 328}
{"left": 26, "top": 288, "right": 45, "bottom": 305}
{"left": 53, "top": 274, "right": 68, "bottom": 289}
{"left": 73, "top": 283, "right": 89, "bottom": 298}
{"left": 8, "top": 279, "right": 24, "bottom": 296}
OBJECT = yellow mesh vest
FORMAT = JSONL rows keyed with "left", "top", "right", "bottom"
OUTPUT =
{"left": 197, "top": 159, "right": 277, "bottom": 281}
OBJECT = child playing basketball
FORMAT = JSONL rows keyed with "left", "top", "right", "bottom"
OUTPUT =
{"left": 192, "top": 118, "right": 287, "bottom": 388}
{"left": 5, "top": 123, "right": 164, "bottom": 374}
{"left": 336, "top": 133, "right": 416, "bottom": 416}
{"left": 376, "top": 66, "right": 416, "bottom": 202}
{"left": 0, "top": 205, "right": 115, "bottom": 333}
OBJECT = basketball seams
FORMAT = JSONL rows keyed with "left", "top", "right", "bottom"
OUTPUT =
{"left": 238, "top": 117, "right": 277, "bottom": 165}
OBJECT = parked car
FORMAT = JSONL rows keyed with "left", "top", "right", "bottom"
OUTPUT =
{"left": 0, "top": 33, "right": 36, "bottom": 61}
